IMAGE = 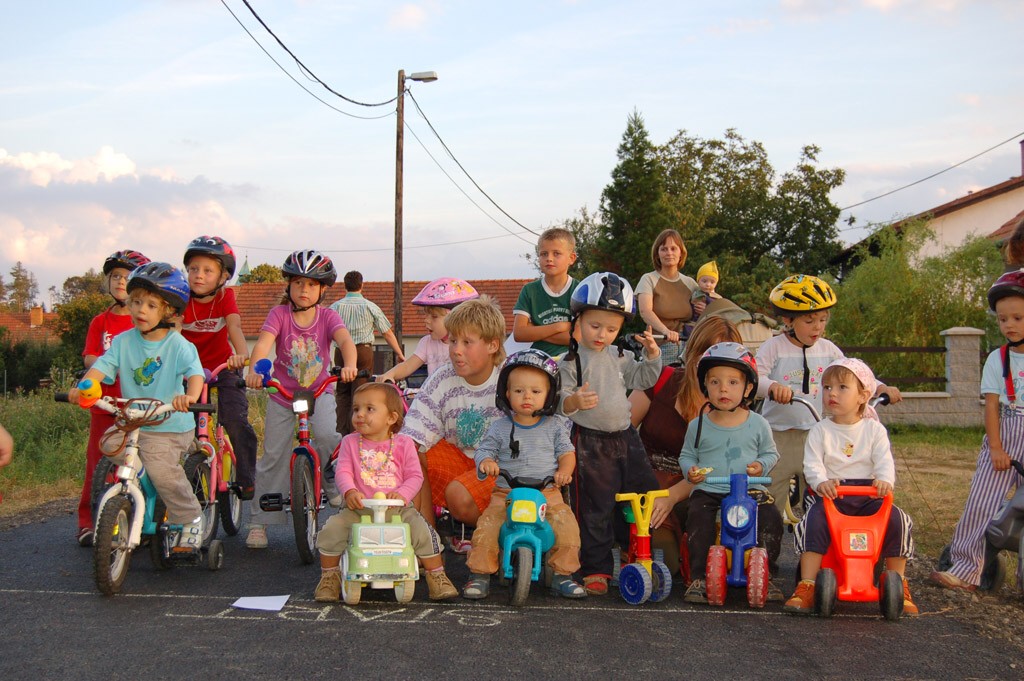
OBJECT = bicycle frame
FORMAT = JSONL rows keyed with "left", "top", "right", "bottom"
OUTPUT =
{"left": 197, "top": 363, "right": 241, "bottom": 499}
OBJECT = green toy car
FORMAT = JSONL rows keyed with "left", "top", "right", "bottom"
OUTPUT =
{"left": 341, "top": 496, "right": 419, "bottom": 605}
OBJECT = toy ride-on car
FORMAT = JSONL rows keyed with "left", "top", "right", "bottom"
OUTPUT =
{"left": 614, "top": 490, "right": 673, "bottom": 605}
{"left": 703, "top": 473, "right": 772, "bottom": 609}
{"left": 497, "top": 470, "right": 556, "bottom": 607}
{"left": 341, "top": 494, "right": 419, "bottom": 605}
{"left": 814, "top": 484, "right": 905, "bottom": 621}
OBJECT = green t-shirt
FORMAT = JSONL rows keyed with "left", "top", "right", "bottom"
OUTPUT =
{"left": 513, "top": 278, "right": 578, "bottom": 358}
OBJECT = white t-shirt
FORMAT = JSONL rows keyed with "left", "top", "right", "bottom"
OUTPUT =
{"left": 980, "top": 346, "right": 1024, "bottom": 406}
{"left": 755, "top": 332, "right": 844, "bottom": 431}
{"left": 803, "top": 417, "right": 895, "bottom": 491}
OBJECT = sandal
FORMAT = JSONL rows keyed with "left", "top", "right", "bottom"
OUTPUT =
{"left": 582, "top": 574, "right": 609, "bottom": 596}
{"left": 462, "top": 573, "right": 490, "bottom": 600}
{"left": 550, "top": 574, "right": 587, "bottom": 599}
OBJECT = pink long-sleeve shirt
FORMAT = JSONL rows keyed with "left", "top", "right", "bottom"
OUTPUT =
{"left": 335, "top": 432, "right": 423, "bottom": 504}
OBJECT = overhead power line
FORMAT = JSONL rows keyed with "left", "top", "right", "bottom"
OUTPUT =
{"left": 238, "top": 0, "right": 397, "bottom": 108}
{"left": 234, "top": 231, "right": 531, "bottom": 254}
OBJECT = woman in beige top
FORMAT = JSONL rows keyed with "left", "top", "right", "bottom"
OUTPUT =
{"left": 635, "top": 229, "right": 706, "bottom": 366}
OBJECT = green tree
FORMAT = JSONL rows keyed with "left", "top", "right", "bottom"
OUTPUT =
{"left": 596, "top": 110, "right": 675, "bottom": 283}
{"left": 4, "top": 262, "right": 39, "bottom": 311}
{"left": 52, "top": 292, "right": 110, "bottom": 366}
{"left": 238, "top": 263, "right": 283, "bottom": 284}
{"left": 53, "top": 269, "right": 105, "bottom": 304}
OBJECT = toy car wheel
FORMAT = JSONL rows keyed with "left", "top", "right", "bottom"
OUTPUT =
{"left": 936, "top": 543, "right": 953, "bottom": 572}
{"left": 342, "top": 579, "right": 362, "bottom": 606}
{"left": 542, "top": 563, "right": 554, "bottom": 589}
{"left": 207, "top": 539, "right": 224, "bottom": 571}
{"left": 619, "top": 563, "right": 653, "bottom": 605}
{"left": 815, "top": 568, "right": 837, "bottom": 618}
{"left": 705, "top": 545, "right": 728, "bottom": 606}
{"left": 94, "top": 495, "right": 134, "bottom": 596}
{"left": 1017, "top": 533, "right": 1024, "bottom": 596}
{"left": 509, "top": 546, "right": 533, "bottom": 607}
{"left": 291, "top": 455, "right": 319, "bottom": 565}
{"left": 394, "top": 579, "right": 415, "bottom": 604}
{"left": 184, "top": 450, "right": 218, "bottom": 545}
{"left": 879, "top": 569, "right": 904, "bottom": 621}
{"left": 979, "top": 545, "right": 1007, "bottom": 592}
{"left": 218, "top": 443, "right": 243, "bottom": 536}
{"left": 649, "top": 561, "right": 673, "bottom": 603}
{"left": 746, "top": 547, "right": 769, "bottom": 609}
{"left": 610, "top": 546, "right": 621, "bottom": 587}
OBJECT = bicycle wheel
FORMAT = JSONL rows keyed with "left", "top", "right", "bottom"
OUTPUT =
{"left": 509, "top": 546, "right": 533, "bottom": 607}
{"left": 90, "top": 457, "right": 118, "bottom": 519}
{"left": 94, "top": 495, "right": 134, "bottom": 596}
{"left": 217, "top": 435, "right": 242, "bottom": 536}
{"left": 291, "top": 454, "right": 319, "bottom": 564}
{"left": 149, "top": 496, "right": 172, "bottom": 570}
{"left": 184, "top": 452, "right": 217, "bottom": 545}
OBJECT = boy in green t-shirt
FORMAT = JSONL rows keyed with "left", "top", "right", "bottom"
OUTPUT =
{"left": 513, "top": 228, "right": 579, "bottom": 357}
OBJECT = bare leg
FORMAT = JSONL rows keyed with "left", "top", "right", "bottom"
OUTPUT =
{"left": 446, "top": 480, "right": 481, "bottom": 526}
{"left": 799, "top": 551, "right": 824, "bottom": 582}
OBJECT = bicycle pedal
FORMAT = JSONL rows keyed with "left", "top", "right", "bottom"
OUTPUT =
{"left": 260, "top": 493, "right": 284, "bottom": 512}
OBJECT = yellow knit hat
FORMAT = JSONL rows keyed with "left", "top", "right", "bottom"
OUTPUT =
{"left": 696, "top": 261, "right": 719, "bottom": 282}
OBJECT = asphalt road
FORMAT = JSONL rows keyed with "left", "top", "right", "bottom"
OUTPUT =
{"left": 1, "top": 505, "right": 1019, "bottom": 680}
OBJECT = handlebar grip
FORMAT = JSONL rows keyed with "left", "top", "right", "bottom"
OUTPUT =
{"left": 873, "top": 393, "right": 891, "bottom": 407}
{"left": 54, "top": 393, "right": 70, "bottom": 403}
{"left": 704, "top": 476, "right": 729, "bottom": 485}
{"left": 188, "top": 403, "right": 216, "bottom": 413}
{"left": 748, "top": 476, "right": 772, "bottom": 485}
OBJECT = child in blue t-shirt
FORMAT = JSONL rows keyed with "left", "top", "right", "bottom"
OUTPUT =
{"left": 679, "top": 342, "right": 783, "bottom": 604}
{"left": 69, "top": 263, "right": 206, "bottom": 548}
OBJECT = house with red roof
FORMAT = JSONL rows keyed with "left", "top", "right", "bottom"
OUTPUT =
{"left": 0, "top": 306, "right": 58, "bottom": 344}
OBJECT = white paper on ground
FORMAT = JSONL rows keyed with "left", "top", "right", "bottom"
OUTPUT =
{"left": 231, "top": 595, "right": 290, "bottom": 611}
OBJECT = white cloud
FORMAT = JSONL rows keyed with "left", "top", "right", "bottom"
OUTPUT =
{"left": 388, "top": 3, "right": 433, "bottom": 30}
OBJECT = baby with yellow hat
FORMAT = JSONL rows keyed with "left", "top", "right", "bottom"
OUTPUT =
{"left": 682, "top": 261, "right": 721, "bottom": 340}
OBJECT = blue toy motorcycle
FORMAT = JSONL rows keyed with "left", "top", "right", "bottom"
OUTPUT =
{"left": 497, "top": 470, "right": 556, "bottom": 606}
{"left": 704, "top": 472, "right": 772, "bottom": 608}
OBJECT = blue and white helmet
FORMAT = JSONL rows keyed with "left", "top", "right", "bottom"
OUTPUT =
{"left": 126, "top": 262, "right": 190, "bottom": 314}
{"left": 570, "top": 272, "right": 635, "bottom": 320}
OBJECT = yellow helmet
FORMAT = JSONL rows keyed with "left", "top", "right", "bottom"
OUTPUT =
{"left": 769, "top": 275, "right": 836, "bottom": 316}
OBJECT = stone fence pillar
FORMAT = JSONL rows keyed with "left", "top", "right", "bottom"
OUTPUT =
{"left": 941, "top": 327, "right": 984, "bottom": 400}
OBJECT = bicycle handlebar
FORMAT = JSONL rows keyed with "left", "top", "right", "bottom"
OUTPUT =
{"left": 54, "top": 392, "right": 213, "bottom": 414}
{"left": 705, "top": 475, "right": 772, "bottom": 486}
{"left": 251, "top": 358, "right": 369, "bottom": 401}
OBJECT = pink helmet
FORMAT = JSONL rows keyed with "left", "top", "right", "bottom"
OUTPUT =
{"left": 412, "top": 277, "right": 479, "bottom": 309}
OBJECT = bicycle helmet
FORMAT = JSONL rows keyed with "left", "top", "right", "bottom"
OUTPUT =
{"left": 988, "top": 269, "right": 1024, "bottom": 311}
{"left": 184, "top": 235, "right": 237, "bottom": 278}
{"left": 769, "top": 275, "right": 836, "bottom": 317}
{"left": 126, "top": 262, "right": 190, "bottom": 314}
{"left": 103, "top": 249, "right": 151, "bottom": 275}
{"left": 570, "top": 272, "right": 635, "bottom": 320}
{"left": 495, "top": 349, "right": 561, "bottom": 416}
{"left": 282, "top": 249, "right": 337, "bottom": 287}
{"left": 411, "top": 277, "right": 479, "bottom": 309}
{"left": 696, "top": 342, "right": 758, "bottom": 403}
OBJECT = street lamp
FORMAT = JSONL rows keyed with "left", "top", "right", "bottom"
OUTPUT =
{"left": 394, "top": 69, "right": 438, "bottom": 343}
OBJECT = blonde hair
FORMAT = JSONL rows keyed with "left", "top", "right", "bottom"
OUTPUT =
{"left": 354, "top": 382, "right": 405, "bottom": 435}
{"left": 537, "top": 228, "right": 576, "bottom": 252}
{"left": 821, "top": 364, "right": 870, "bottom": 416}
{"left": 444, "top": 294, "right": 507, "bottom": 366}
{"left": 676, "top": 316, "right": 742, "bottom": 421}
{"left": 651, "top": 229, "right": 688, "bottom": 271}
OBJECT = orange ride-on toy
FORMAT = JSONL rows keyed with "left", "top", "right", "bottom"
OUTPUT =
{"left": 614, "top": 490, "right": 673, "bottom": 605}
{"left": 815, "top": 484, "right": 904, "bottom": 621}
{"left": 704, "top": 473, "right": 772, "bottom": 609}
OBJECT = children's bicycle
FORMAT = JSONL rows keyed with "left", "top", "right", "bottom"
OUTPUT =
{"left": 254, "top": 359, "right": 367, "bottom": 564}
{"left": 58, "top": 383, "right": 223, "bottom": 596}
{"left": 193, "top": 362, "right": 245, "bottom": 537}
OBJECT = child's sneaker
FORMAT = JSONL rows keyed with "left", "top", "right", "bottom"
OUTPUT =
{"left": 683, "top": 578, "right": 707, "bottom": 604}
{"left": 462, "top": 573, "right": 490, "bottom": 600}
{"left": 928, "top": 570, "right": 976, "bottom": 591}
{"left": 76, "top": 527, "right": 94, "bottom": 548}
{"left": 174, "top": 517, "right": 203, "bottom": 551}
{"left": 246, "top": 524, "right": 268, "bottom": 549}
{"left": 902, "top": 578, "right": 919, "bottom": 617}
{"left": 784, "top": 579, "right": 815, "bottom": 614}
{"left": 425, "top": 569, "right": 459, "bottom": 600}
{"left": 767, "top": 579, "right": 785, "bottom": 602}
{"left": 314, "top": 570, "right": 342, "bottom": 602}
{"left": 448, "top": 537, "right": 472, "bottom": 554}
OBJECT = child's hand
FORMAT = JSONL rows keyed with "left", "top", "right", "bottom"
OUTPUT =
{"left": 816, "top": 479, "right": 839, "bottom": 500}
{"left": 746, "top": 461, "right": 763, "bottom": 476}
{"left": 345, "top": 489, "right": 365, "bottom": 510}
{"left": 990, "top": 445, "right": 1012, "bottom": 472}
{"left": 245, "top": 370, "right": 264, "bottom": 390}
{"left": 376, "top": 371, "right": 395, "bottom": 384}
{"left": 67, "top": 387, "right": 80, "bottom": 405}
{"left": 634, "top": 326, "right": 661, "bottom": 358}
{"left": 687, "top": 465, "right": 707, "bottom": 484}
{"left": 872, "top": 479, "right": 893, "bottom": 497}
{"left": 568, "top": 382, "right": 599, "bottom": 412}
{"left": 338, "top": 366, "right": 358, "bottom": 383}
{"left": 172, "top": 394, "right": 195, "bottom": 412}
{"left": 880, "top": 385, "right": 902, "bottom": 404}
{"left": 553, "top": 469, "right": 572, "bottom": 487}
{"left": 385, "top": 491, "right": 407, "bottom": 504}
{"left": 663, "top": 329, "right": 680, "bottom": 343}
{"left": 769, "top": 383, "right": 793, "bottom": 404}
{"left": 692, "top": 299, "right": 707, "bottom": 317}
{"left": 226, "top": 354, "right": 248, "bottom": 371}
{"left": 479, "top": 459, "right": 499, "bottom": 478}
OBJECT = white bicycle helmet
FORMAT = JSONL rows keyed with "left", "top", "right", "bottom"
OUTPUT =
{"left": 570, "top": 272, "right": 635, "bottom": 320}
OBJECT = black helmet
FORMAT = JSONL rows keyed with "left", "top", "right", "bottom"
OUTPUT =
{"left": 570, "top": 272, "right": 635, "bottom": 320}
{"left": 184, "top": 235, "right": 237, "bottom": 278}
{"left": 495, "top": 350, "right": 561, "bottom": 416}
{"left": 282, "top": 250, "right": 337, "bottom": 286}
{"left": 988, "top": 269, "right": 1024, "bottom": 311}
{"left": 696, "top": 342, "right": 759, "bottom": 405}
{"left": 126, "top": 262, "right": 190, "bottom": 314}
{"left": 103, "top": 249, "right": 151, "bottom": 275}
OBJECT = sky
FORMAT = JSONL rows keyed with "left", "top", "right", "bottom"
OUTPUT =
{"left": 2, "top": 0, "right": 1023, "bottom": 306}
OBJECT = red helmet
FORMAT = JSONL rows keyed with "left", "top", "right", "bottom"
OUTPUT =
{"left": 103, "top": 250, "right": 151, "bottom": 275}
{"left": 184, "top": 235, "right": 237, "bottom": 278}
{"left": 988, "top": 269, "right": 1024, "bottom": 311}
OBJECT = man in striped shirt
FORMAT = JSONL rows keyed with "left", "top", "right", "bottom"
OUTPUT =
{"left": 331, "top": 271, "right": 406, "bottom": 434}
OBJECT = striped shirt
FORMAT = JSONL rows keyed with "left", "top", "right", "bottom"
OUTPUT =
{"left": 329, "top": 293, "right": 392, "bottom": 345}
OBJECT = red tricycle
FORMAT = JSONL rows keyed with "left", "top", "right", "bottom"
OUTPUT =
{"left": 813, "top": 484, "right": 905, "bottom": 621}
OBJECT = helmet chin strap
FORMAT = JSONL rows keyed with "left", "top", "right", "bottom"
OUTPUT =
{"left": 139, "top": 319, "right": 173, "bottom": 337}
{"left": 787, "top": 328, "right": 812, "bottom": 394}
{"left": 694, "top": 380, "right": 752, "bottom": 448}
{"left": 287, "top": 282, "right": 325, "bottom": 313}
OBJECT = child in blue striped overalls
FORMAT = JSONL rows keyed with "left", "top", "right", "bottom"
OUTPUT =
{"left": 931, "top": 269, "right": 1024, "bottom": 590}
